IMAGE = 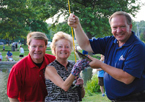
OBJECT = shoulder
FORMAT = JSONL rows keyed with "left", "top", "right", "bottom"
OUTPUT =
{"left": 12, "top": 56, "right": 28, "bottom": 71}
{"left": 45, "top": 54, "right": 55, "bottom": 59}
{"left": 89, "top": 36, "right": 115, "bottom": 47}
{"left": 44, "top": 54, "right": 56, "bottom": 62}
{"left": 129, "top": 38, "right": 145, "bottom": 52}
{"left": 47, "top": 60, "right": 56, "bottom": 66}
{"left": 45, "top": 65, "right": 57, "bottom": 79}
{"left": 90, "top": 36, "right": 115, "bottom": 42}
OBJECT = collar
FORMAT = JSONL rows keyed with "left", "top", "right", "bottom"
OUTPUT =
{"left": 113, "top": 31, "right": 136, "bottom": 47}
{"left": 55, "top": 60, "right": 70, "bottom": 68}
{"left": 27, "top": 53, "right": 49, "bottom": 70}
{"left": 27, "top": 54, "right": 36, "bottom": 69}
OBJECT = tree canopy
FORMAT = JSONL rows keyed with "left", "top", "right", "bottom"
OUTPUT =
{"left": 44, "top": 0, "right": 141, "bottom": 38}
{"left": 0, "top": 0, "right": 143, "bottom": 44}
{"left": 0, "top": 0, "right": 50, "bottom": 44}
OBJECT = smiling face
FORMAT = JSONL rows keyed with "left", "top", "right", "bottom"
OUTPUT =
{"left": 110, "top": 15, "right": 132, "bottom": 46}
{"left": 54, "top": 39, "right": 72, "bottom": 61}
{"left": 28, "top": 39, "right": 47, "bottom": 63}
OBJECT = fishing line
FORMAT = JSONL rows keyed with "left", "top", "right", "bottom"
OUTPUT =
{"left": 68, "top": 0, "right": 77, "bottom": 62}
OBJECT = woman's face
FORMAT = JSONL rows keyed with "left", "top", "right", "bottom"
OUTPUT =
{"left": 54, "top": 39, "right": 72, "bottom": 60}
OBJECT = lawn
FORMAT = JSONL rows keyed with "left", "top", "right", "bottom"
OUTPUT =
{"left": 0, "top": 44, "right": 100, "bottom": 61}
{"left": 82, "top": 92, "right": 110, "bottom": 102}
{"left": 0, "top": 44, "right": 78, "bottom": 61}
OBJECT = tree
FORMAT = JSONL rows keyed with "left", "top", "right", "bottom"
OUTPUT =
{"left": 140, "top": 31, "right": 145, "bottom": 42}
{"left": 44, "top": 0, "right": 141, "bottom": 38}
{"left": 132, "top": 20, "right": 145, "bottom": 41}
{"left": 0, "top": 0, "right": 30, "bottom": 44}
{"left": 0, "top": 0, "right": 50, "bottom": 45}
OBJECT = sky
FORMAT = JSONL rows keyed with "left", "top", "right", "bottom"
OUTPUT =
{"left": 132, "top": 0, "right": 145, "bottom": 21}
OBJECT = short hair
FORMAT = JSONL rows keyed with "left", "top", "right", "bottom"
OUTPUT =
{"left": 109, "top": 11, "right": 132, "bottom": 25}
{"left": 51, "top": 31, "right": 73, "bottom": 56}
{"left": 27, "top": 32, "right": 48, "bottom": 45}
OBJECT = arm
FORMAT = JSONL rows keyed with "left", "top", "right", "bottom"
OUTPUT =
{"left": 68, "top": 14, "right": 93, "bottom": 52}
{"left": 75, "top": 78, "right": 85, "bottom": 98}
{"left": 45, "top": 66, "right": 75, "bottom": 91}
{"left": 88, "top": 55, "right": 135, "bottom": 84}
{"left": 8, "top": 97, "right": 19, "bottom": 102}
{"left": 7, "top": 66, "right": 22, "bottom": 102}
{"left": 96, "top": 68, "right": 103, "bottom": 71}
{"left": 81, "top": 86, "right": 85, "bottom": 98}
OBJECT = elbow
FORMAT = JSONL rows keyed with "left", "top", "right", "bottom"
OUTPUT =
{"left": 61, "top": 86, "right": 69, "bottom": 92}
{"left": 123, "top": 81, "right": 131, "bottom": 85}
{"left": 63, "top": 89, "right": 68, "bottom": 92}
{"left": 122, "top": 79, "right": 134, "bottom": 85}
{"left": 121, "top": 72, "right": 135, "bottom": 85}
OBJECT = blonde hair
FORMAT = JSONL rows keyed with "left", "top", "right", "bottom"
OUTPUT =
{"left": 109, "top": 11, "right": 132, "bottom": 25}
{"left": 27, "top": 32, "right": 48, "bottom": 45}
{"left": 51, "top": 31, "right": 73, "bottom": 56}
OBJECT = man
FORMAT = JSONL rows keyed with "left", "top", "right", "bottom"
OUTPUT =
{"left": 7, "top": 32, "right": 56, "bottom": 102}
{"left": 19, "top": 45, "right": 24, "bottom": 60}
{"left": 6, "top": 51, "right": 13, "bottom": 61}
{"left": 68, "top": 11, "right": 145, "bottom": 101}
{"left": 0, "top": 52, "right": 3, "bottom": 61}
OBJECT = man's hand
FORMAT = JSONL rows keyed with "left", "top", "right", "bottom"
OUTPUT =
{"left": 68, "top": 13, "right": 79, "bottom": 28}
{"left": 88, "top": 55, "right": 103, "bottom": 68}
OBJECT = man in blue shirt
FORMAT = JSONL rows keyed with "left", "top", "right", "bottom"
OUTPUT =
{"left": 68, "top": 11, "right": 145, "bottom": 101}
{"left": 6, "top": 51, "right": 13, "bottom": 61}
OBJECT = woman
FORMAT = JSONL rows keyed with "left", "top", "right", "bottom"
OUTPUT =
{"left": 45, "top": 31, "right": 87, "bottom": 101}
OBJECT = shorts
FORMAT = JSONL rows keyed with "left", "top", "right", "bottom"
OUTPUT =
{"left": 8, "top": 58, "right": 13, "bottom": 61}
{"left": 98, "top": 77, "right": 104, "bottom": 86}
{"left": 19, "top": 55, "right": 24, "bottom": 57}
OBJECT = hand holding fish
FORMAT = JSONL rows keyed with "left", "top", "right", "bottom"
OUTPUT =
{"left": 87, "top": 55, "right": 103, "bottom": 68}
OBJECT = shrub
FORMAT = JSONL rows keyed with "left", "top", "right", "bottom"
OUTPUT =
{"left": 85, "top": 74, "right": 100, "bottom": 96}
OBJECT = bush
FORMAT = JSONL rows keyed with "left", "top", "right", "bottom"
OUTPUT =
{"left": 85, "top": 74, "right": 100, "bottom": 96}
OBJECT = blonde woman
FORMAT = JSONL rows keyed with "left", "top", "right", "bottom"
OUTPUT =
{"left": 45, "top": 31, "right": 89, "bottom": 101}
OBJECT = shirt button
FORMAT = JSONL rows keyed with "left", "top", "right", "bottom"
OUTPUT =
{"left": 39, "top": 75, "right": 41, "bottom": 77}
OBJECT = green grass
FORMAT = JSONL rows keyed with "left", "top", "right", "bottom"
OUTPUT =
{"left": 0, "top": 44, "right": 100, "bottom": 61}
{"left": 0, "top": 45, "right": 80, "bottom": 61}
{"left": 82, "top": 74, "right": 110, "bottom": 102}
{"left": 82, "top": 92, "right": 110, "bottom": 102}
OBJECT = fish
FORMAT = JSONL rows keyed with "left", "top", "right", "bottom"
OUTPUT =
{"left": 75, "top": 49, "right": 92, "bottom": 62}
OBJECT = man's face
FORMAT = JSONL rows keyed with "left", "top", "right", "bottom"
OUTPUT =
{"left": 110, "top": 15, "right": 132, "bottom": 45}
{"left": 28, "top": 39, "right": 47, "bottom": 63}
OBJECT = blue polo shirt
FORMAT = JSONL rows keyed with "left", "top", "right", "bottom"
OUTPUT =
{"left": 90, "top": 32, "right": 145, "bottom": 100}
{"left": 7, "top": 52, "right": 12, "bottom": 57}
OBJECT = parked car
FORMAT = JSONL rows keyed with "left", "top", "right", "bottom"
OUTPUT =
{"left": 0, "top": 42, "right": 4, "bottom": 45}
